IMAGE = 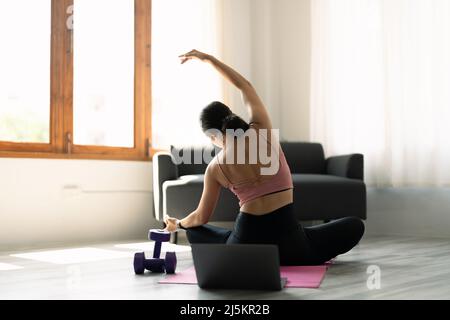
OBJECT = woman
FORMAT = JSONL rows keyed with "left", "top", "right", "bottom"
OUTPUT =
{"left": 164, "top": 49, "right": 364, "bottom": 265}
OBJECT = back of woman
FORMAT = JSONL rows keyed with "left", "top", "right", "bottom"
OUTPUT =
{"left": 164, "top": 50, "right": 365, "bottom": 266}
{"left": 214, "top": 123, "right": 294, "bottom": 215}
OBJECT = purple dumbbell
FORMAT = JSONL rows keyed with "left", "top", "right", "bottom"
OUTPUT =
{"left": 133, "top": 229, "right": 177, "bottom": 274}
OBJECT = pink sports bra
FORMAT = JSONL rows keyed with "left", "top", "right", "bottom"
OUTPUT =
{"left": 216, "top": 134, "right": 293, "bottom": 207}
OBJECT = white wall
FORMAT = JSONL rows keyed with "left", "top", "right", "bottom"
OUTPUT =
{"left": 0, "top": 158, "right": 158, "bottom": 251}
{"left": 220, "top": 0, "right": 254, "bottom": 120}
{"left": 222, "top": 0, "right": 311, "bottom": 141}
{"left": 249, "top": 0, "right": 280, "bottom": 130}
{"left": 366, "top": 188, "right": 450, "bottom": 238}
{"left": 271, "top": 0, "right": 311, "bottom": 141}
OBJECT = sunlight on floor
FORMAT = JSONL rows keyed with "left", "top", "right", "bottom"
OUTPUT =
{"left": 0, "top": 262, "right": 24, "bottom": 271}
{"left": 11, "top": 248, "right": 131, "bottom": 265}
{"left": 114, "top": 242, "right": 191, "bottom": 253}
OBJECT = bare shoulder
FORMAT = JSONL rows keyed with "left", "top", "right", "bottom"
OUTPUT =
{"left": 249, "top": 120, "right": 272, "bottom": 131}
{"left": 248, "top": 122, "right": 273, "bottom": 136}
{"left": 205, "top": 156, "right": 221, "bottom": 179}
{"left": 206, "top": 154, "right": 228, "bottom": 187}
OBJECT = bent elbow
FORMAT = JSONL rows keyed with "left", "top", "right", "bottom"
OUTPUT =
{"left": 199, "top": 216, "right": 210, "bottom": 225}
{"left": 195, "top": 212, "right": 209, "bottom": 226}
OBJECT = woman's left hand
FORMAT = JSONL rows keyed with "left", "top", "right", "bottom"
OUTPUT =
{"left": 164, "top": 215, "right": 178, "bottom": 232}
{"left": 179, "top": 49, "right": 210, "bottom": 64}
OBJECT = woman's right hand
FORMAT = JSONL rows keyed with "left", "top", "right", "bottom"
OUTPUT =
{"left": 164, "top": 215, "right": 178, "bottom": 233}
{"left": 179, "top": 49, "right": 211, "bottom": 64}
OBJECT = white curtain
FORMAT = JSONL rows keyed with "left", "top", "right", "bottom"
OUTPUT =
{"left": 151, "top": 0, "right": 223, "bottom": 148}
{"left": 311, "top": 0, "right": 450, "bottom": 187}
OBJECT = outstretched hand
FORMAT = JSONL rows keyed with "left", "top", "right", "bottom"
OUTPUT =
{"left": 164, "top": 215, "right": 178, "bottom": 232}
{"left": 179, "top": 49, "right": 210, "bottom": 64}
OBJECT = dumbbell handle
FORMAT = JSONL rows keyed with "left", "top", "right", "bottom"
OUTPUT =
{"left": 148, "top": 229, "right": 171, "bottom": 259}
{"left": 153, "top": 241, "right": 162, "bottom": 258}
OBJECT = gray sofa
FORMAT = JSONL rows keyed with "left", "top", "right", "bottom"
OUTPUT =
{"left": 153, "top": 142, "right": 366, "bottom": 223}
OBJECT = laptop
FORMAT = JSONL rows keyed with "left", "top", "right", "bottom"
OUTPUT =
{"left": 191, "top": 244, "right": 286, "bottom": 291}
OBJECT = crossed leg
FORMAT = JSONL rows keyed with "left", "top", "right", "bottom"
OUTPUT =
{"left": 303, "top": 216, "right": 365, "bottom": 263}
{"left": 185, "top": 224, "right": 232, "bottom": 244}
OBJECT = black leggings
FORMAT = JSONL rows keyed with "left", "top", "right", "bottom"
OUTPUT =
{"left": 185, "top": 203, "right": 365, "bottom": 265}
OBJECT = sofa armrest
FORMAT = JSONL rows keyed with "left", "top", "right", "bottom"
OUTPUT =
{"left": 325, "top": 154, "right": 364, "bottom": 180}
{"left": 153, "top": 152, "right": 179, "bottom": 220}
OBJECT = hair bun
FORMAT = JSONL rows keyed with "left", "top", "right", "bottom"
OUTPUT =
{"left": 221, "top": 114, "right": 250, "bottom": 132}
{"left": 221, "top": 114, "right": 236, "bottom": 127}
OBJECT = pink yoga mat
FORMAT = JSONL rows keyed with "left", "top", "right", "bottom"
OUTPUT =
{"left": 159, "top": 264, "right": 329, "bottom": 288}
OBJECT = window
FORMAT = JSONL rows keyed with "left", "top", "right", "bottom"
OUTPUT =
{"left": 73, "top": 0, "right": 135, "bottom": 148}
{"left": 0, "top": 0, "right": 51, "bottom": 145}
{"left": 151, "top": 0, "right": 222, "bottom": 149}
{"left": 0, "top": 0, "right": 152, "bottom": 160}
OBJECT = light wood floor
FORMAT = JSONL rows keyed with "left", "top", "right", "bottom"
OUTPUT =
{"left": 1, "top": 235, "right": 450, "bottom": 300}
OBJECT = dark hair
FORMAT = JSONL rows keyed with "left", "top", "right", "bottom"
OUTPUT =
{"left": 200, "top": 101, "right": 250, "bottom": 134}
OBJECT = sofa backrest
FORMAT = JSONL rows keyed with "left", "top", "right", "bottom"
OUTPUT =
{"left": 170, "top": 144, "right": 220, "bottom": 176}
{"left": 281, "top": 142, "right": 326, "bottom": 174}
{"left": 170, "top": 142, "right": 326, "bottom": 175}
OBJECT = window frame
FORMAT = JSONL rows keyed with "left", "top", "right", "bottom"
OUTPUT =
{"left": 0, "top": 0, "right": 154, "bottom": 161}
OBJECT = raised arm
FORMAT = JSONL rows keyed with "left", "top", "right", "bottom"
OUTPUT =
{"left": 179, "top": 50, "right": 272, "bottom": 129}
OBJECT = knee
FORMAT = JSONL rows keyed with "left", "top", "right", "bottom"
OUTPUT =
{"left": 186, "top": 227, "right": 203, "bottom": 244}
{"left": 185, "top": 228, "right": 196, "bottom": 244}
{"left": 347, "top": 216, "right": 365, "bottom": 242}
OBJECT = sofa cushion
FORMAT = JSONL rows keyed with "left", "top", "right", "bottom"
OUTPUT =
{"left": 291, "top": 174, "right": 366, "bottom": 220}
{"left": 161, "top": 172, "right": 366, "bottom": 222}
